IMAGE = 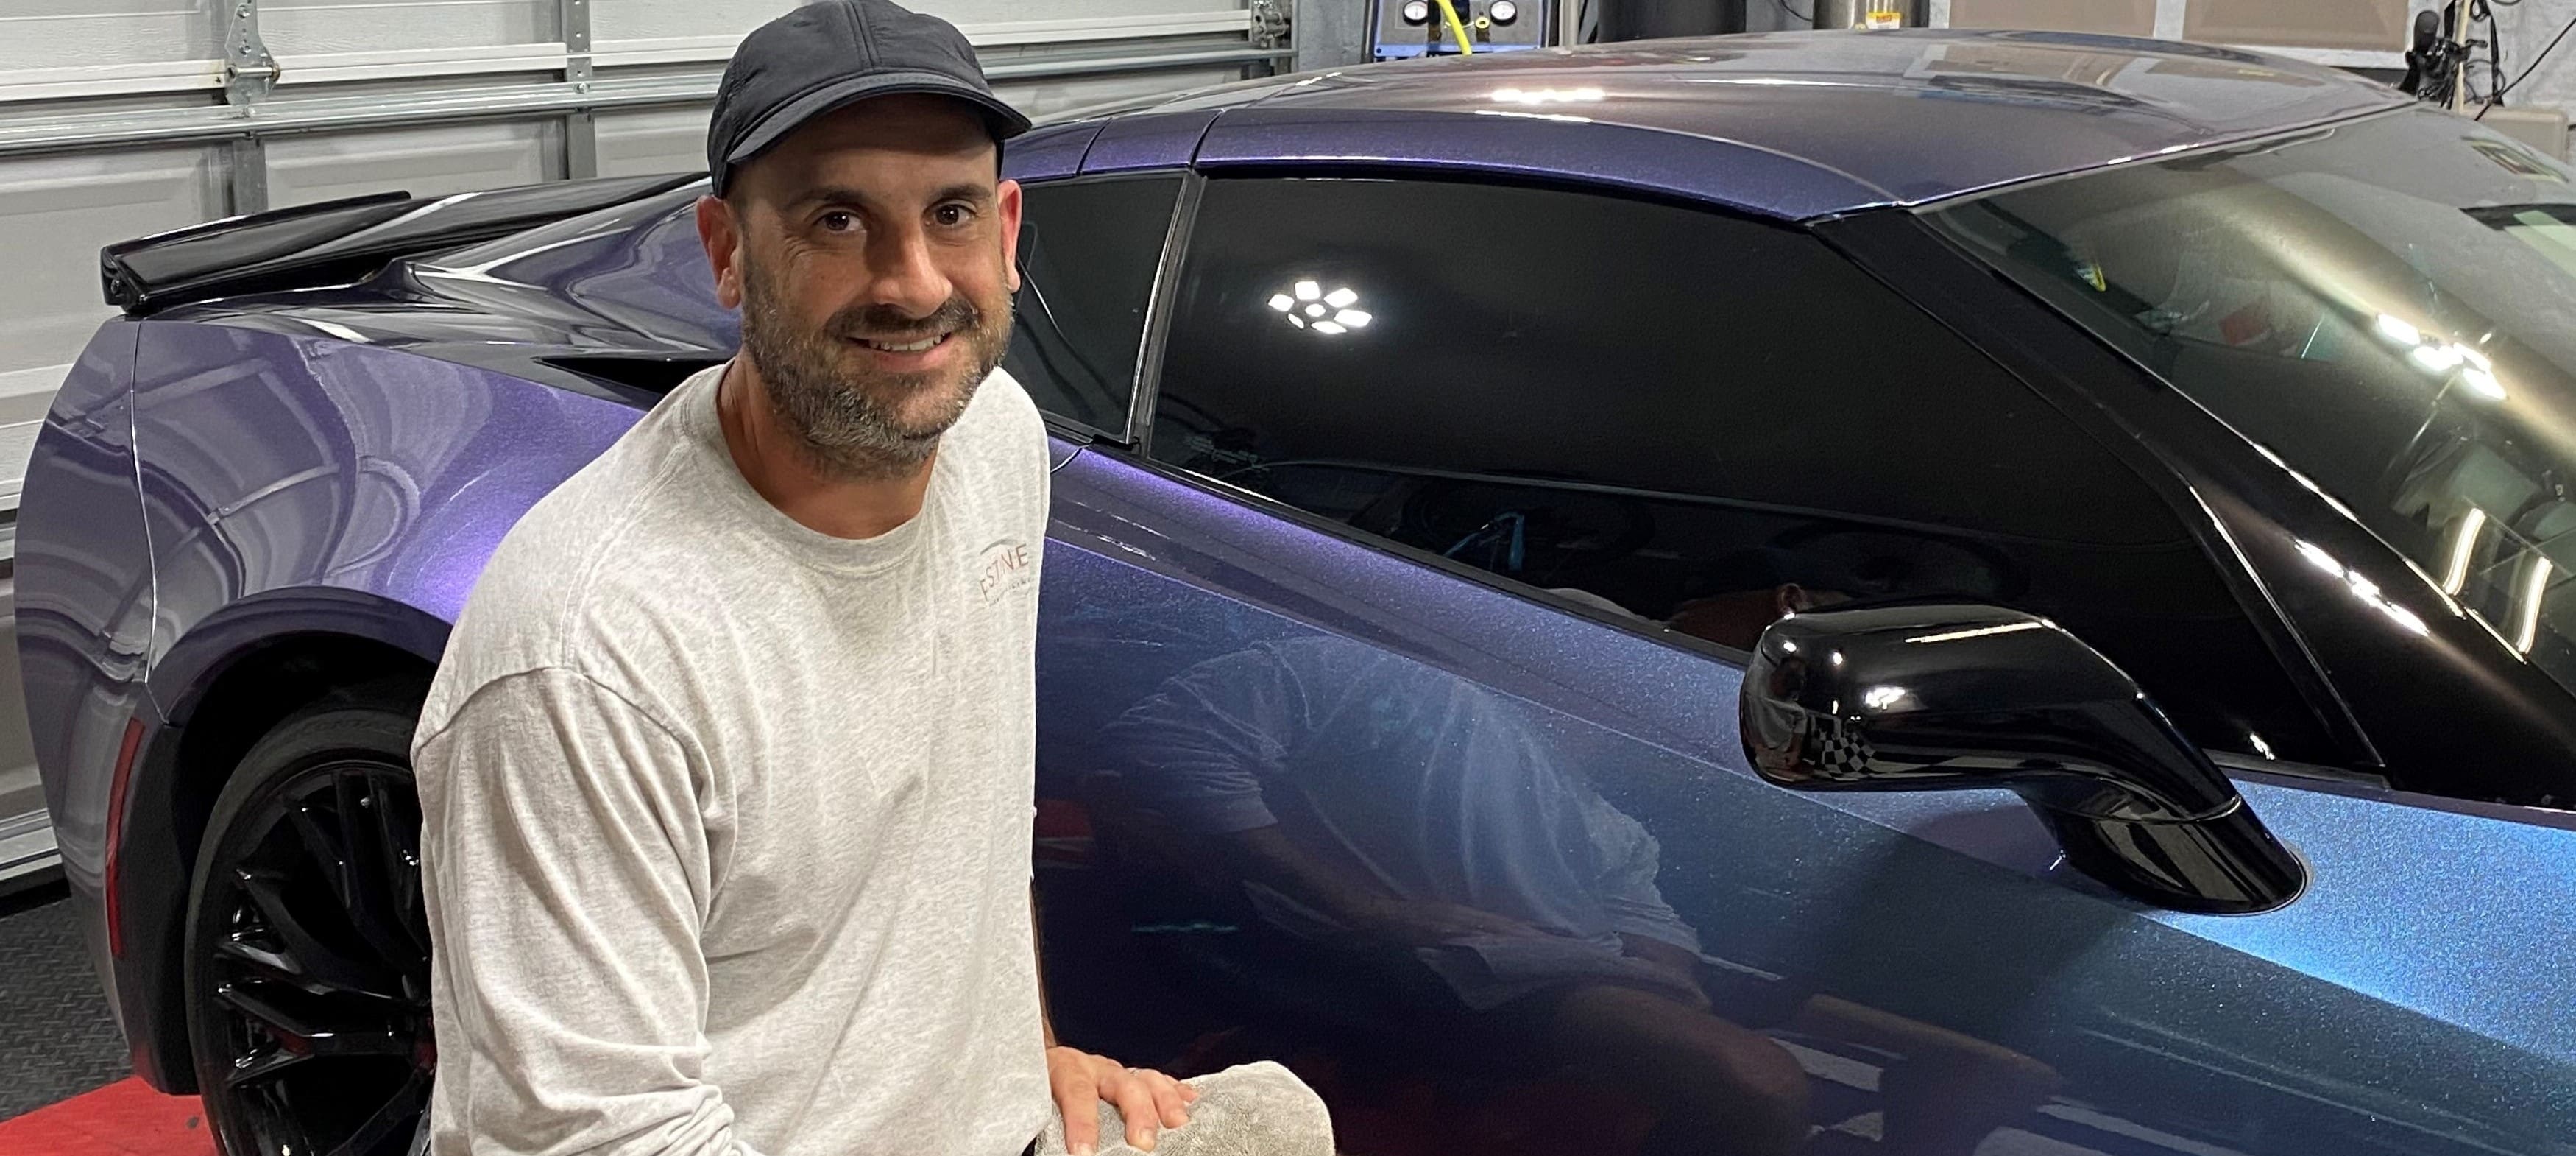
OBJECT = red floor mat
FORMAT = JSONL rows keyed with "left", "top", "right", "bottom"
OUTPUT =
{"left": 0, "top": 1078, "right": 214, "bottom": 1156}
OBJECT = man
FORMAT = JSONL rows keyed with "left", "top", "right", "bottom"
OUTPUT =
{"left": 411, "top": 4, "right": 1214, "bottom": 1153}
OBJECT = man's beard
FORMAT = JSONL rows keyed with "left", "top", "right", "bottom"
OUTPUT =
{"left": 737, "top": 257, "right": 1012, "bottom": 480}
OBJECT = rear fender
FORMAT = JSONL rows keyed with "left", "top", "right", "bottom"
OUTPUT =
{"left": 13, "top": 321, "right": 158, "bottom": 1073}
{"left": 101, "top": 320, "right": 643, "bottom": 1089}
{"left": 130, "top": 320, "right": 642, "bottom": 660}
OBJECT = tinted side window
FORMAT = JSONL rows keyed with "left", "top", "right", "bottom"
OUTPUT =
{"left": 1928, "top": 111, "right": 2576, "bottom": 708}
{"left": 1004, "top": 175, "right": 1179, "bottom": 434}
{"left": 1150, "top": 177, "right": 2332, "bottom": 761}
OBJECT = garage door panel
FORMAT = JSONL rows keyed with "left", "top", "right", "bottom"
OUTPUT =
{"left": 266, "top": 120, "right": 556, "bottom": 208}
{"left": 2182, "top": 0, "right": 2410, "bottom": 51}
{"left": 598, "top": 107, "right": 715, "bottom": 180}
{"left": 598, "top": 0, "right": 1250, "bottom": 43}
{"left": 0, "top": 147, "right": 220, "bottom": 393}
{"left": 0, "top": 1, "right": 221, "bottom": 70}
{"left": 1945, "top": 0, "right": 2157, "bottom": 35}
{"left": 262, "top": 0, "right": 552, "bottom": 56}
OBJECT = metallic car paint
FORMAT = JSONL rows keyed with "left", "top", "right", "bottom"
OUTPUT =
{"left": 21, "top": 323, "right": 153, "bottom": 881}
{"left": 15, "top": 323, "right": 158, "bottom": 1066}
{"left": 1079, "top": 110, "right": 1225, "bottom": 174}
{"left": 1041, "top": 447, "right": 2576, "bottom": 1154}
{"left": 1193, "top": 106, "right": 1882, "bottom": 222}
{"left": 127, "top": 323, "right": 642, "bottom": 653}
{"left": 1005, "top": 121, "right": 1105, "bottom": 183}
{"left": 1041, "top": 30, "right": 2410, "bottom": 216}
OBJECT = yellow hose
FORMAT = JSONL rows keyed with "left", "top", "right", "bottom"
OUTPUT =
{"left": 1432, "top": 0, "right": 1474, "bottom": 54}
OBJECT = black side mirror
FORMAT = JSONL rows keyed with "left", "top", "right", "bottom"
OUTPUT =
{"left": 1741, "top": 603, "right": 2305, "bottom": 914}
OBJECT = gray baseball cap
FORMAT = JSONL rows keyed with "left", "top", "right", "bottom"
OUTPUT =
{"left": 706, "top": 0, "right": 1031, "bottom": 197}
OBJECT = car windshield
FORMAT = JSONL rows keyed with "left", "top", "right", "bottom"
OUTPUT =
{"left": 1928, "top": 106, "right": 2576, "bottom": 702}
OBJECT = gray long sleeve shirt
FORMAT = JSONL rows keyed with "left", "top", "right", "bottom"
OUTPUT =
{"left": 411, "top": 363, "right": 1052, "bottom": 1156}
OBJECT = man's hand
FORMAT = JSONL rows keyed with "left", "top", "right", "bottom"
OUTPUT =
{"left": 1046, "top": 1045, "right": 1198, "bottom": 1155}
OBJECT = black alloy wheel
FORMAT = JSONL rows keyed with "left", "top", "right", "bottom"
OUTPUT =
{"left": 183, "top": 690, "right": 434, "bottom": 1156}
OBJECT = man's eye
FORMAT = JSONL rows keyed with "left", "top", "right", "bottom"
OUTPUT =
{"left": 819, "top": 211, "right": 857, "bottom": 233}
{"left": 934, "top": 204, "right": 973, "bottom": 227}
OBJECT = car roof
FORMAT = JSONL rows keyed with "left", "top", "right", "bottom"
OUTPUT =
{"left": 1080, "top": 29, "right": 2408, "bottom": 219}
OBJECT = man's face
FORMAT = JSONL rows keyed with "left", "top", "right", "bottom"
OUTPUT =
{"left": 698, "top": 94, "right": 1022, "bottom": 476}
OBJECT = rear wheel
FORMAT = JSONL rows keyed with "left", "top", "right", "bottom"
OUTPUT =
{"left": 183, "top": 689, "right": 433, "bottom": 1156}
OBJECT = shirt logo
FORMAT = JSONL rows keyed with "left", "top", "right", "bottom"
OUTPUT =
{"left": 977, "top": 540, "right": 1035, "bottom": 604}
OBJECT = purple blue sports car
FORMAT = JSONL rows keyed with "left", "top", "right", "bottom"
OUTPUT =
{"left": 21, "top": 29, "right": 2576, "bottom": 1156}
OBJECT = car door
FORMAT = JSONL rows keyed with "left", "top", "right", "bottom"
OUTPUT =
{"left": 1022, "top": 171, "right": 2576, "bottom": 1156}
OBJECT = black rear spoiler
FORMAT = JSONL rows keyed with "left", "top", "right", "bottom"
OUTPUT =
{"left": 100, "top": 172, "right": 705, "bottom": 315}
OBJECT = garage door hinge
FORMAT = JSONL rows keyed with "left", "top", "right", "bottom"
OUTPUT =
{"left": 1251, "top": 0, "right": 1292, "bottom": 49}
{"left": 224, "top": 0, "right": 281, "bottom": 106}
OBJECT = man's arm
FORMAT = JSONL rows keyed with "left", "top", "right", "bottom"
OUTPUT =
{"left": 1031, "top": 888, "right": 1195, "bottom": 1155}
{"left": 417, "top": 668, "right": 757, "bottom": 1156}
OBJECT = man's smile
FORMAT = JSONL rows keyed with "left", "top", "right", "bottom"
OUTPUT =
{"left": 852, "top": 331, "right": 951, "bottom": 353}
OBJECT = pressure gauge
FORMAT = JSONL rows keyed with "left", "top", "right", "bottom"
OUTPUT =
{"left": 1490, "top": 0, "right": 1519, "bottom": 22}
{"left": 1401, "top": 0, "right": 1431, "bottom": 22}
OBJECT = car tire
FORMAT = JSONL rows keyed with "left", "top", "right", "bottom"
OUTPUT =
{"left": 181, "top": 683, "right": 434, "bottom": 1156}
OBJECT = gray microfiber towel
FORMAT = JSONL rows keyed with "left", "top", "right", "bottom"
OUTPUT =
{"left": 1035, "top": 1061, "right": 1335, "bottom": 1156}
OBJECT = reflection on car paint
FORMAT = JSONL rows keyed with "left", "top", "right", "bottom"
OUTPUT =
{"left": 1034, "top": 447, "right": 2576, "bottom": 1156}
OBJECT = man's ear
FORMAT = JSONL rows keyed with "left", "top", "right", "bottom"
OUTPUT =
{"left": 695, "top": 194, "right": 746, "bottom": 311}
{"left": 1774, "top": 583, "right": 1810, "bottom": 617}
{"left": 997, "top": 177, "right": 1025, "bottom": 294}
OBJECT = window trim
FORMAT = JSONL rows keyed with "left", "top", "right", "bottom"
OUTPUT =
{"left": 1010, "top": 170, "right": 1193, "bottom": 446}
{"left": 1126, "top": 170, "right": 1203, "bottom": 448}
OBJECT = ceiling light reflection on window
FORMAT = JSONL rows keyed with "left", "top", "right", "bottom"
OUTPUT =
{"left": 2372, "top": 312, "right": 2507, "bottom": 401}
{"left": 2410, "top": 343, "right": 2463, "bottom": 373}
{"left": 1267, "top": 278, "right": 1373, "bottom": 336}
{"left": 2441, "top": 507, "right": 2489, "bottom": 595}
{"left": 2517, "top": 557, "right": 2554, "bottom": 655}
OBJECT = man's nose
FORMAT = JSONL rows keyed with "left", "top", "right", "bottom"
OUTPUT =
{"left": 868, "top": 226, "right": 954, "bottom": 320}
